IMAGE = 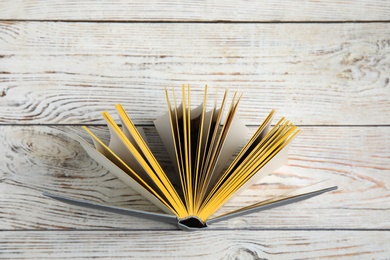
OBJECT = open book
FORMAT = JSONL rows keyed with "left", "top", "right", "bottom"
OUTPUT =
{"left": 45, "top": 85, "right": 337, "bottom": 230}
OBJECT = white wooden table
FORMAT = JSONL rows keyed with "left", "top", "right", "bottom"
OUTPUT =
{"left": 1, "top": 1, "right": 389, "bottom": 259}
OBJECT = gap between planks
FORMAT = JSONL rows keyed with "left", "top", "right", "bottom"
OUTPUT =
{"left": 2, "top": 228, "right": 390, "bottom": 232}
{"left": 1, "top": 20, "right": 390, "bottom": 24}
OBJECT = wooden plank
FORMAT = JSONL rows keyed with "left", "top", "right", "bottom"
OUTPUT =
{"left": 1, "top": 22, "right": 389, "bottom": 125}
{"left": 0, "top": 125, "right": 389, "bottom": 230}
{"left": 1, "top": 230, "right": 388, "bottom": 259}
{"left": 0, "top": 1, "right": 389, "bottom": 21}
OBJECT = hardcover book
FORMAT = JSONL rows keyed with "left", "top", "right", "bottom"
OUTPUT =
{"left": 45, "top": 85, "right": 337, "bottom": 230}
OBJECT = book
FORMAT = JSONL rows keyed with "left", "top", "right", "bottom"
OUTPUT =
{"left": 44, "top": 85, "right": 337, "bottom": 230}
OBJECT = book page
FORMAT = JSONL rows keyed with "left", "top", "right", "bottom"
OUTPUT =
{"left": 154, "top": 107, "right": 180, "bottom": 175}
{"left": 227, "top": 143, "right": 290, "bottom": 199}
{"left": 101, "top": 111, "right": 187, "bottom": 218}
{"left": 154, "top": 90, "right": 209, "bottom": 189}
{"left": 104, "top": 113, "right": 151, "bottom": 183}
{"left": 73, "top": 132, "right": 175, "bottom": 215}
{"left": 116, "top": 104, "right": 169, "bottom": 189}
{"left": 207, "top": 114, "right": 248, "bottom": 190}
{"left": 214, "top": 110, "right": 275, "bottom": 187}
{"left": 195, "top": 91, "right": 228, "bottom": 206}
{"left": 198, "top": 118, "right": 299, "bottom": 220}
{"left": 216, "top": 121, "right": 298, "bottom": 204}
{"left": 197, "top": 92, "right": 243, "bottom": 201}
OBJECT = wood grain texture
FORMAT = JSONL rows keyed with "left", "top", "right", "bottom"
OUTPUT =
{"left": 0, "top": 125, "right": 388, "bottom": 230}
{"left": 0, "top": 22, "right": 389, "bottom": 125}
{"left": 1, "top": 230, "right": 388, "bottom": 259}
{"left": 0, "top": 0, "right": 389, "bottom": 21}
{"left": 1, "top": 1, "right": 389, "bottom": 258}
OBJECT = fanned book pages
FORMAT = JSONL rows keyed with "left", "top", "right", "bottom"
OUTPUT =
{"left": 44, "top": 86, "right": 337, "bottom": 230}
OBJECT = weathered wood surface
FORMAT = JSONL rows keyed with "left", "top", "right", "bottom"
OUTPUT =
{"left": 1, "top": 230, "right": 388, "bottom": 259}
{"left": 0, "top": 0, "right": 389, "bottom": 21}
{"left": 0, "top": 125, "right": 388, "bottom": 230}
{"left": 1, "top": 1, "right": 389, "bottom": 258}
{"left": 0, "top": 22, "right": 389, "bottom": 125}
